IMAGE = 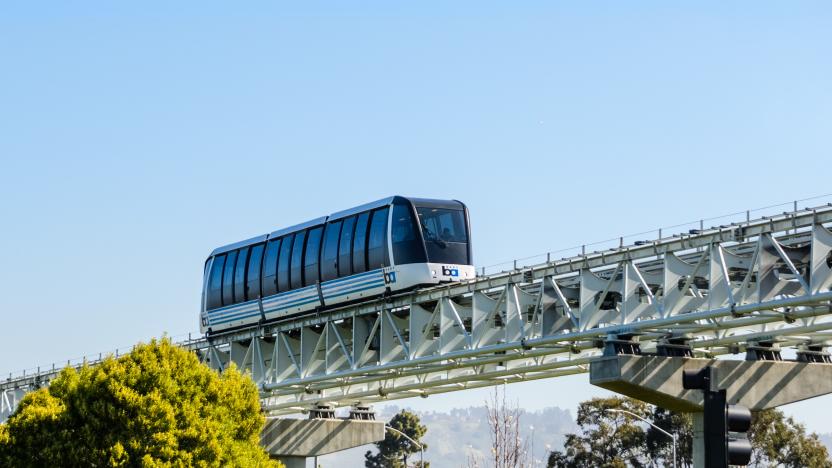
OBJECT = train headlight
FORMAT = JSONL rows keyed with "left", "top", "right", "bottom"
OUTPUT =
{"left": 431, "top": 270, "right": 436, "bottom": 275}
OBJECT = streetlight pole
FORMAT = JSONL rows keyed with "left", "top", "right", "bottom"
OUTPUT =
{"left": 607, "top": 409, "right": 677, "bottom": 468}
{"left": 385, "top": 425, "right": 424, "bottom": 467}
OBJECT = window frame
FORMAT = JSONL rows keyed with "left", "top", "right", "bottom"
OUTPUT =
{"left": 321, "top": 220, "right": 342, "bottom": 282}
{"left": 391, "top": 201, "right": 427, "bottom": 265}
{"left": 290, "top": 230, "right": 307, "bottom": 290}
{"left": 415, "top": 206, "right": 471, "bottom": 265}
{"left": 233, "top": 246, "right": 250, "bottom": 304}
{"left": 303, "top": 226, "right": 324, "bottom": 286}
{"left": 352, "top": 212, "right": 370, "bottom": 274}
{"left": 222, "top": 250, "right": 238, "bottom": 306}
{"left": 338, "top": 216, "right": 356, "bottom": 277}
{"left": 367, "top": 207, "right": 390, "bottom": 270}
{"left": 206, "top": 254, "right": 226, "bottom": 310}
{"left": 277, "top": 234, "right": 294, "bottom": 293}
{"left": 246, "top": 243, "right": 265, "bottom": 301}
{"left": 261, "top": 239, "right": 281, "bottom": 298}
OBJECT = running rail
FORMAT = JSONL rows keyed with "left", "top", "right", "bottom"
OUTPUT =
{"left": 4, "top": 204, "right": 832, "bottom": 420}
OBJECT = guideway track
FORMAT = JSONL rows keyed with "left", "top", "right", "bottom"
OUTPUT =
{"left": 4, "top": 203, "right": 832, "bottom": 420}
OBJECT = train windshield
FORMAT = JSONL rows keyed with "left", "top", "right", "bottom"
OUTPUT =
{"left": 416, "top": 206, "right": 470, "bottom": 265}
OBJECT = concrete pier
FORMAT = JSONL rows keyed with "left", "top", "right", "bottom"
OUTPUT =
{"left": 260, "top": 418, "right": 385, "bottom": 467}
{"left": 590, "top": 355, "right": 832, "bottom": 411}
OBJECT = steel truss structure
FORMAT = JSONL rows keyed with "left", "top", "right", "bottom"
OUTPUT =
{"left": 4, "top": 204, "right": 832, "bottom": 421}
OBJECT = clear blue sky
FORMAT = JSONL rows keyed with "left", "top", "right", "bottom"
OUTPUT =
{"left": 2, "top": 2, "right": 831, "bottom": 431}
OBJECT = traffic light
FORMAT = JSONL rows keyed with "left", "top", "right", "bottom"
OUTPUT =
{"left": 682, "top": 366, "right": 753, "bottom": 467}
{"left": 725, "top": 403, "right": 752, "bottom": 465}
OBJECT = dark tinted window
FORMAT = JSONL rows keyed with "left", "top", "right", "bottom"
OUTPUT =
{"left": 233, "top": 247, "right": 249, "bottom": 303}
{"left": 303, "top": 227, "right": 323, "bottom": 286}
{"left": 321, "top": 221, "right": 342, "bottom": 281}
{"left": 367, "top": 208, "right": 389, "bottom": 269}
{"left": 417, "top": 207, "right": 470, "bottom": 264}
{"left": 222, "top": 250, "right": 238, "bottom": 306}
{"left": 417, "top": 207, "right": 468, "bottom": 243}
{"left": 261, "top": 239, "right": 280, "bottom": 297}
{"left": 277, "top": 235, "right": 294, "bottom": 292}
{"left": 392, "top": 203, "right": 426, "bottom": 265}
{"left": 352, "top": 212, "right": 370, "bottom": 273}
{"left": 246, "top": 243, "right": 265, "bottom": 300}
{"left": 339, "top": 216, "right": 356, "bottom": 277}
{"left": 206, "top": 254, "right": 225, "bottom": 310}
{"left": 290, "top": 230, "right": 306, "bottom": 290}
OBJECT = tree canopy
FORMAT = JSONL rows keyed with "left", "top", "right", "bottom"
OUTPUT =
{"left": 547, "top": 397, "right": 656, "bottom": 468}
{"left": 0, "top": 338, "right": 281, "bottom": 467}
{"left": 365, "top": 409, "right": 428, "bottom": 468}
{"left": 547, "top": 397, "right": 831, "bottom": 468}
{"left": 748, "top": 407, "right": 831, "bottom": 467}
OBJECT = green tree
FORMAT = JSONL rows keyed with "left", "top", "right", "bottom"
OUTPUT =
{"left": 547, "top": 397, "right": 651, "bottom": 468}
{"left": 644, "top": 406, "right": 692, "bottom": 467}
{"left": 748, "top": 408, "right": 832, "bottom": 468}
{"left": 0, "top": 338, "right": 281, "bottom": 468}
{"left": 365, "top": 410, "right": 428, "bottom": 468}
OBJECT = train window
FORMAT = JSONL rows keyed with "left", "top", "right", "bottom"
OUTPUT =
{"left": 247, "top": 243, "right": 265, "bottom": 301}
{"left": 261, "top": 239, "right": 280, "bottom": 297}
{"left": 234, "top": 247, "right": 249, "bottom": 303}
{"left": 352, "top": 212, "right": 370, "bottom": 273}
{"left": 206, "top": 254, "right": 225, "bottom": 310}
{"left": 277, "top": 234, "right": 294, "bottom": 292}
{"left": 417, "top": 207, "right": 468, "bottom": 243}
{"left": 339, "top": 216, "right": 356, "bottom": 277}
{"left": 367, "top": 208, "right": 390, "bottom": 269}
{"left": 321, "top": 221, "right": 342, "bottom": 281}
{"left": 222, "top": 250, "right": 238, "bottom": 306}
{"left": 392, "top": 203, "right": 426, "bottom": 265}
{"left": 290, "top": 230, "right": 307, "bottom": 290}
{"left": 303, "top": 227, "right": 323, "bottom": 286}
{"left": 416, "top": 207, "right": 470, "bottom": 265}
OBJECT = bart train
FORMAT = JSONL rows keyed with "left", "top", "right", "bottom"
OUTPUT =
{"left": 201, "top": 196, "right": 474, "bottom": 334}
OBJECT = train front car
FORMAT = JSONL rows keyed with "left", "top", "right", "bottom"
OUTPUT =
{"left": 200, "top": 196, "right": 474, "bottom": 335}
{"left": 389, "top": 197, "right": 475, "bottom": 290}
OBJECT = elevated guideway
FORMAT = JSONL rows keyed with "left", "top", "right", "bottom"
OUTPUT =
{"left": 4, "top": 201, "right": 832, "bottom": 422}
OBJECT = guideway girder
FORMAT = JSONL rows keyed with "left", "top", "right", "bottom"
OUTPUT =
{"left": 4, "top": 203, "right": 832, "bottom": 421}
{"left": 260, "top": 416, "right": 385, "bottom": 468}
{"left": 590, "top": 355, "right": 832, "bottom": 412}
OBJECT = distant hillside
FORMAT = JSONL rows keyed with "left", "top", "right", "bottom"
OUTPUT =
{"left": 318, "top": 405, "right": 577, "bottom": 468}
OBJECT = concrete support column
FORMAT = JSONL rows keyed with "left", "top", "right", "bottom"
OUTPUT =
{"left": 691, "top": 413, "right": 704, "bottom": 468}
{"left": 276, "top": 456, "right": 306, "bottom": 468}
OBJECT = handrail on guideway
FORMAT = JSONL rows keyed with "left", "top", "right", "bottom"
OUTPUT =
{"left": 480, "top": 193, "right": 832, "bottom": 275}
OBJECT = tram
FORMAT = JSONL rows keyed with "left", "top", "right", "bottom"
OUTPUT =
{"left": 201, "top": 196, "right": 474, "bottom": 334}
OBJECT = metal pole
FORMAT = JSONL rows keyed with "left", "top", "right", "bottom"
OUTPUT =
{"left": 607, "top": 409, "right": 677, "bottom": 468}
{"left": 672, "top": 433, "right": 677, "bottom": 468}
{"left": 385, "top": 425, "right": 424, "bottom": 467}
